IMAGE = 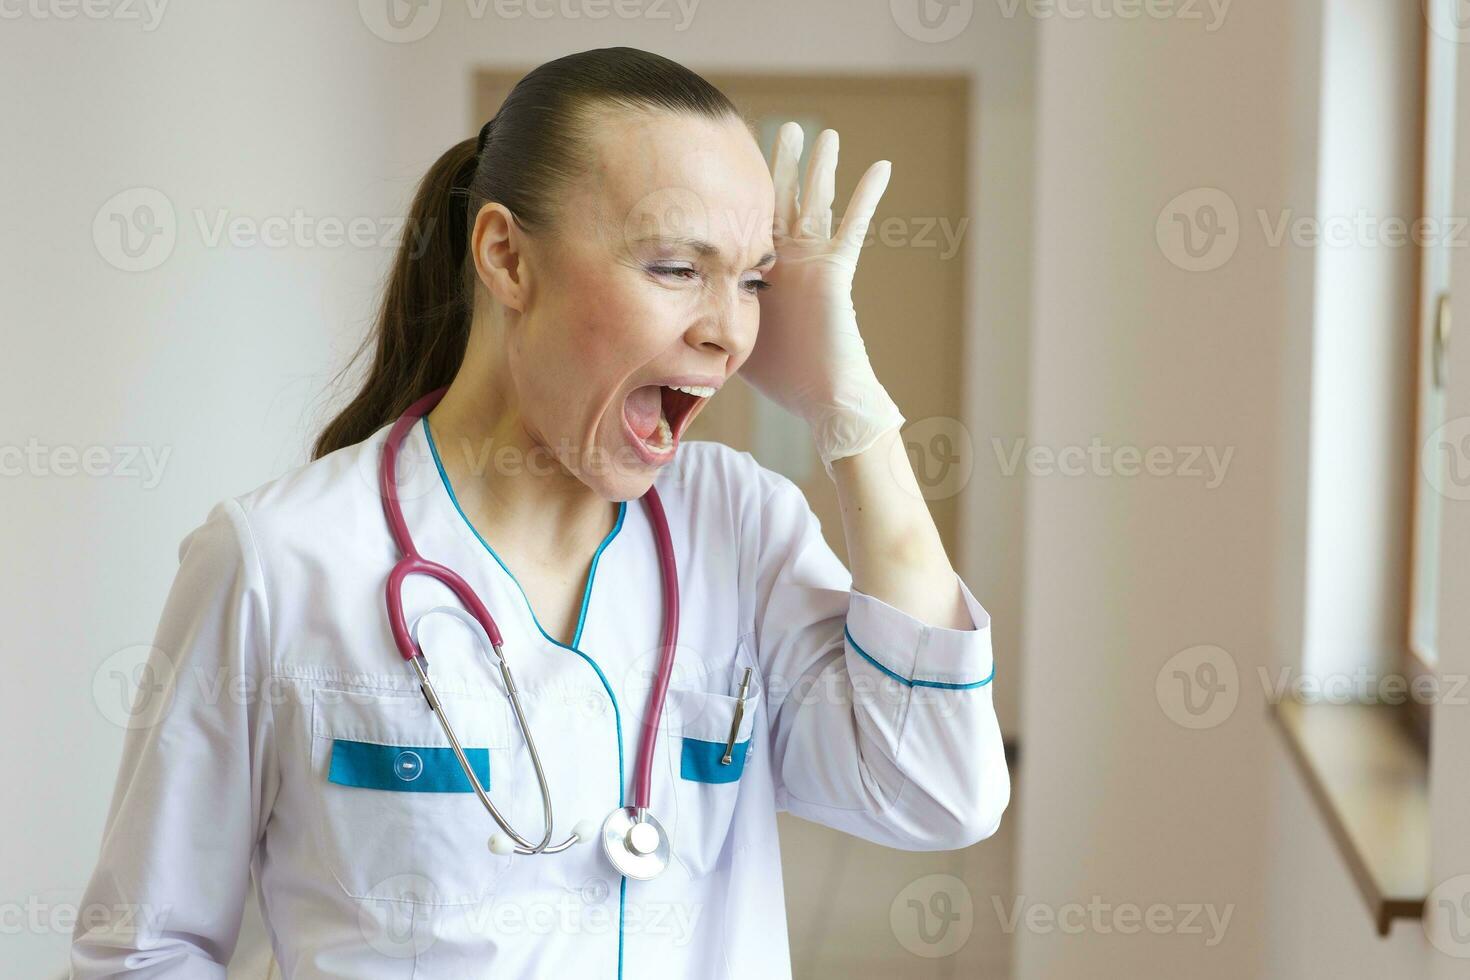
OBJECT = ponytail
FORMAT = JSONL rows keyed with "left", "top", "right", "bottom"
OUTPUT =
{"left": 310, "top": 137, "right": 479, "bottom": 460}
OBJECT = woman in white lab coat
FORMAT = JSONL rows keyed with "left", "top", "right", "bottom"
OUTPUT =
{"left": 70, "top": 46, "right": 1009, "bottom": 978}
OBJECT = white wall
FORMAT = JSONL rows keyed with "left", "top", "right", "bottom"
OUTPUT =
{"left": 0, "top": 4, "right": 1035, "bottom": 974}
{"left": 2, "top": 6, "right": 408, "bottom": 976}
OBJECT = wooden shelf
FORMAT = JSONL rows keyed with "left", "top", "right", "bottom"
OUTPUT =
{"left": 1268, "top": 696, "right": 1430, "bottom": 935}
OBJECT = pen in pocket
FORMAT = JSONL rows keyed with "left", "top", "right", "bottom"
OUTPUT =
{"left": 721, "top": 667, "right": 753, "bottom": 765}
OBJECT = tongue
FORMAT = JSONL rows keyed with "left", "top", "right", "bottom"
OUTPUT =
{"left": 625, "top": 385, "right": 664, "bottom": 440}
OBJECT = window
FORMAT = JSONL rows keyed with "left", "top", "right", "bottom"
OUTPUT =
{"left": 1407, "top": 2, "right": 1459, "bottom": 673}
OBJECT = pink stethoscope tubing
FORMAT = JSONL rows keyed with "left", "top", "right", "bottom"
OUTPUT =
{"left": 379, "top": 385, "right": 679, "bottom": 867}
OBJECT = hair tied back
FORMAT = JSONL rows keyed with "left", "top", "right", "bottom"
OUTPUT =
{"left": 450, "top": 114, "right": 497, "bottom": 206}
{"left": 476, "top": 114, "right": 498, "bottom": 156}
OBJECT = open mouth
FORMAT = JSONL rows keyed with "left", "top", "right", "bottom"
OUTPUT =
{"left": 622, "top": 384, "right": 710, "bottom": 459}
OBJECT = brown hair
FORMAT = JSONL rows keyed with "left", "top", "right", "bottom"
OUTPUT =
{"left": 311, "top": 46, "right": 740, "bottom": 460}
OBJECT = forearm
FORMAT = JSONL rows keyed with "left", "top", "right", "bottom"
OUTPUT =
{"left": 827, "top": 425, "right": 972, "bottom": 630}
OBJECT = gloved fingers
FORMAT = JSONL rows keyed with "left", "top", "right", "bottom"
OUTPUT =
{"left": 800, "top": 128, "right": 837, "bottom": 240}
{"left": 770, "top": 121, "right": 803, "bottom": 243}
{"left": 834, "top": 159, "right": 893, "bottom": 262}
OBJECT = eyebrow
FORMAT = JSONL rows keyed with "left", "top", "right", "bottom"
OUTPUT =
{"left": 634, "top": 234, "right": 777, "bottom": 269}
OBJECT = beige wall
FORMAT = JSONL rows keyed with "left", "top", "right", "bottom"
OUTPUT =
{"left": 1020, "top": 4, "right": 1293, "bottom": 977}
{"left": 1020, "top": 2, "right": 1469, "bottom": 977}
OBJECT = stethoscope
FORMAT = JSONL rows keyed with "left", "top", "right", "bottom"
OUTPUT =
{"left": 380, "top": 385, "right": 679, "bottom": 880}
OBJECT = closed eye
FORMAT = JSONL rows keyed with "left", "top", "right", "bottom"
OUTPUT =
{"left": 650, "top": 265, "right": 771, "bottom": 294}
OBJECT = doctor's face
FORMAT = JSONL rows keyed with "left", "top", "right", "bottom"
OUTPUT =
{"left": 501, "top": 110, "right": 776, "bottom": 501}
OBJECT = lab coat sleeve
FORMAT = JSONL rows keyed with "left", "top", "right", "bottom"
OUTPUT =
{"left": 70, "top": 498, "right": 277, "bottom": 977}
{"left": 751, "top": 471, "right": 1010, "bottom": 851}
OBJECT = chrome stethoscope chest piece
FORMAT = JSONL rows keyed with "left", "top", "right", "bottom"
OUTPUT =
{"left": 601, "top": 807, "right": 670, "bottom": 880}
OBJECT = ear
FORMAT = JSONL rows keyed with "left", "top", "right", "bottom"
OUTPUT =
{"left": 470, "top": 203, "right": 529, "bottom": 313}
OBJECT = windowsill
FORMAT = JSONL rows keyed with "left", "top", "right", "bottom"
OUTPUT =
{"left": 1268, "top": 695, "right": 1429, "bottom": 935}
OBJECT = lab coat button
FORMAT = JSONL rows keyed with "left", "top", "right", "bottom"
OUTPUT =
{"left": 393, "top": 750, "right": 423, "bottom": 782}
{"left": 579, "top": 691, "right": 606, "bottom": 717}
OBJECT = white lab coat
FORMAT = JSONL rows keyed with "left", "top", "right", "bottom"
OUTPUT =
{"left": 69, "top": 417, "right": 1010, "bottom": 978}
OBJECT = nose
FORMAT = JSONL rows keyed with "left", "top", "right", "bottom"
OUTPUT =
{"left": 684, "top": 279, "right": 757, "bottom": 359}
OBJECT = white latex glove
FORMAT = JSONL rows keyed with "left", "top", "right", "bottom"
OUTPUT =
{"left": 741, "top": 122, "right": 906, "bottom": 477}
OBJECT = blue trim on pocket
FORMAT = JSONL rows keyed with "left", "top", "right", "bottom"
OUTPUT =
{"left": 680, "top": 737, "right": 750, "bottom": 783}
{"left": 328, "top": 739, "right": 489, "bottom": 793}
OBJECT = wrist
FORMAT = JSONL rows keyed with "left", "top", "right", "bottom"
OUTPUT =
{"left": 810, "top": 383, "right": 906, "bottom": 479}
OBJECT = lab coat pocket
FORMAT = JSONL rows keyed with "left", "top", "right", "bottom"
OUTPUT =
{"left": 308, "top": 684, "right": 515, "bottom": 906}
{"left": 663, "top": 667, "right": 763, "bottom": 880}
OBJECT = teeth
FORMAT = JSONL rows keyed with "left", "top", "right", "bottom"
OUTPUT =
{"left": 647, "top": 414, "right": 673, "bottom": 450}
{"left": 637, "top": 383, "right": 711, "bottom": 455}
